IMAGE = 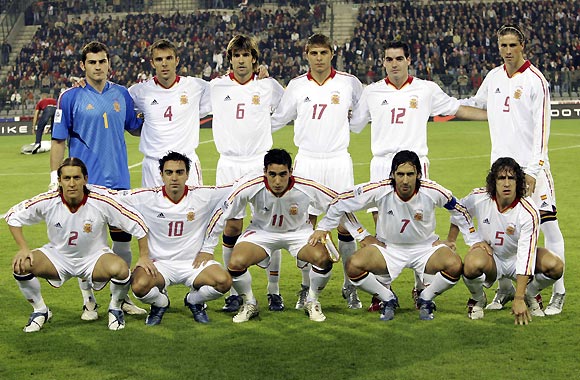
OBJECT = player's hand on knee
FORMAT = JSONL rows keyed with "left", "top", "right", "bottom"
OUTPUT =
{"left": 12, "top": 249, "right": 33, "bottom": 273}
{"left": 136, "top": 257, "right": 158, "bottom": 277}
{"left": 308, "top": 230, "right": 328, "bottom": 247}
{"left": 192, "top": 252, "right": 213, "bottom": 268}
{"left": 360, "top": 235, "right": 384, "bottom": 248}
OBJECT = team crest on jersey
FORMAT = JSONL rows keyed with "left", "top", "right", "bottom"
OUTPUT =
{"left": 86, "top": 104, "right": 94, "bottom": 110}
{"left": 506, "top": 223, "right": 516, "bottom": 235}
{"left": 409, "top": 96, "right": 418, "bottom": 109}
{"left": 252, "top": 94, "right": 260, "bottom": 105}
{"left": 331, "top": 92, "right": 340, "bottom": 104}
{"left": 187, "top": 211, "right": 195, "bottom": 221}
{"left": 413, "top": 209, "right": 423, "bottom": 221}
{"left": 180, "top": 93, "right": 189, "bottom": 105}
{"left": 514, "top": 87, "right": 523, "bottom": 100}
{"left": 113, "top": 101, "right": 121, "bottom": 112}
{"left": 83, "top": 222, "right": 93, "bottom": 233}
{"left": 539, "top": 160, "right": 544, "bottom": 167}
{"left": 289, "top": 204, "right": 298, "bottom": 215}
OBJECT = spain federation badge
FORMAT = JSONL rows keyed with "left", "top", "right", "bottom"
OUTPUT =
{"left": 180, "top": 93, "right": 189, "bottom": 105}
{"left": 252, "top": 94, "right": 260, "bottom": 105}
{"left": 83, "top": 222, "right": 93, "bottom": 233}
{"left": 187, "top": 211, "right": 195, "bottom": 221}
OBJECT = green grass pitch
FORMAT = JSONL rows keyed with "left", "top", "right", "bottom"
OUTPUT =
{"left": 0, "top": 120, "right": 578, "bottom": 379}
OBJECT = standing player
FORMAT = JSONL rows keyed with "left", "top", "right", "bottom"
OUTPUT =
{"left": 271, "top": 33, "right": 364, "bottom": 310}
{"left": 7, "top": 158, "right": 155, "bottom": 332}
{"left": 450, "top": 157, "right": 563, "bottom": 324}
{"left": 22, "top": 94, "right": 57, "bottom": 154}
{"left": 210, "top": 35, "right": 285, "bottom": 313}
{"left": 118, "top": 152, "right": 232, "bottom": 325}
{"left": 50, "top": 41, "right": 146, "bottom": 318}
{"left": 310, "top": 150, "right": 480, "bottom": 321}
{"left": 460, "top": 24, "right": 566, "bottom": 315}
{"left": 350, "top": 40, "right": 487, "bottom": 310}
{"left": 128, "top": 38, "right": 211, "bottom": 187}
{"left": 202, "top": 149, "right": 370, "bottom": 323}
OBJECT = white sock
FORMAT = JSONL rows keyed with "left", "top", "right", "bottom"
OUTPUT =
{"left": 351, "top": 272, "right": 395, "bottom": 302}
{"left": 267, "top": 249, "right": 281, "bottom": 294}
{"left": 187, "top": 286, "right": 225, "bottom": 305}
{"left": 420, "top": 272, "right": 458, "bottom": 300}
{"left": 542, "top": 220, "right": 565, "bottom": 295}
{"left": 526, "top": 273, "right": 555, "bottom": 296}
{"left": 463, "top": 274, "right": 486, "bottom": 302}
{"left": 232, "top": 270, "right": 256, "bottom": 305}
{"left": 78, "top": 277, "right": 96, "bottom": 304}
{"left": 300, "top": 263, "right": 310, "bottom": 287}
{"left": 14, "top": 273, "right": 47, "bottom": 312}
{"left": 307, "top": 266, "right": 331, "bottom": 302}
{"left": 112, "top": 241, "right": 132, "bottom": 267}
{"left": 496, "top": 277, "right": 514, "bottom": 293}
{"left": 338, "top": 239, "right": 356, "bottom": 287}
{"left": 136, "top": 287, "right": 169, "bottom": 307}
{"left": 109, "top": 271, "right": 131, "bottom": 310}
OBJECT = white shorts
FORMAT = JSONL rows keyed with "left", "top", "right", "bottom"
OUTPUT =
{"left": 153, "top": 258, "right": 222, "bottom": 289}
{"left": 373, "top": 243, "right": 443, "bottom": 283}
{"left": 370, "top": 154, "right": 430, "bottom": 182}
{"left": 237, "top": 228, "right": 313, "bottom": 268}
{"left": 294, "top": 149, "right": 354, "bottom": 215}
{"left": 142, "top": 153, "right": 203, "bottom": 188}
{"left": 531, "top": 167, "right": 557, "bottom": 213}
{"left": 38, "top": 244, "right": 111, "bottom": 289}
{"left": 216, "top": 154, "right": 264, "bottom": 219}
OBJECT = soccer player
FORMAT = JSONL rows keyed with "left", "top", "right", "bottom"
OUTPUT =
{"left": 128, "top": 38, "right": 211, "bottom": 187}
{"left": 349, "top": 40, "right": 487, "bottom": 311}
{"left": 210, "top": 35, "right": 285, "bottom": 313}
{"left": 22, "top": 94, "right": 57, "bottom": 154}
{"left": 202, "top": 149, "right": 370, "bottom": 323}
{"left": 116, "top": 152, "right": 232, "bottom": 325}
{"left": 50, "top": 41, "right": 146, "bottom": 318}
{"left": 460, "top": 24, "right": 566, "bottom": 315}
{"left": 310, "top": 150, "right": 480, "bottom": 321}
{"left": 450, "top": 157, "right": 563, "bottom": 324}
{"left": 6, "top": 158, "right": 155, "bottom": 332}
{"left": 271, "top": 33, "right": 364, "bottom": 310}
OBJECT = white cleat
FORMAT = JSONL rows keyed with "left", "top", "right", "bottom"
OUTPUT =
{"left": 467, "top": 297, "right": 486, "bottom": 320}
{"left": 81, "top": 301, "right": 99, "bottom": 321}
{"left": 108, "top": 309, "right": 126, "bottom": 331}
{"left": 121, "top": 298, "right": 147, "bottom": 315}
{"left": 485, "top": 285, "right": 515, "bottom": 310}
{"left": 23, "top": 309, "right": 52, "bottom": 333}
{"left": 544, "top": 293, "right": 565, "bottom": 316}
{"left": 525, "top": 294, "right": 545, "bottom": 317}
{"left": 305, "top": 301, "right": 326, "bottom": 322}
{"left": 232, "top": 303, "right": 259, "bottom": 323}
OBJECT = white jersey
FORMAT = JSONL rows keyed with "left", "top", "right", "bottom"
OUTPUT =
{"left": 203, "top": 175, "right": 368, "bottom": 253}
{"left": 271, "top": 68, "right": 363, "bottom": 153}
{"left": 350, "top": 76, "right": 461, "bottom": 157}
{"left": 5, "top": 190, "right": 148, "bottom": 260}
{"left": 318, "top": 179, "right": 479, "bottom": 247}
{"left": 116, "top": 185, "right": 231, "bottom": 262}
{"left": 454, "top": 188, "right": 539, "bottom": 276}
{"left": 210, "top": 73, "right": 284, "bottom": 158}
{"left": 460, "top": 61, "right": 550, "bottom": 178}
{"left": 128, "top": 76, "right": 211, "bottom": 159}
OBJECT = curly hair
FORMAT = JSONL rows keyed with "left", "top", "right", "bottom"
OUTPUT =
{"left": 485, "top": 157, "right": 526, "bottom": 199}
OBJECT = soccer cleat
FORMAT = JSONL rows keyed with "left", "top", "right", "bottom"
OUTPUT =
{"left": 379, "top": 298, "right": 399, "bottom": 321}
{"left": 485, "top": 284, "right": 516, "bottom": 310}
{"left": 417, "top": 298, "right": 437, "bottom": 320}
{"left": 525, "top": 293, "right": 545, "bottom": 317}
{"left": 267, "top": 294, "right": 285, "bottom": 311}
{"left": 107, "top": 309, "right": 126, "bottom": 331}
{"left": 412, "top": 288, "right": 422, "bottom": 310}
{"left": 342, "top": 284, "right": 362, "bottom": 309}
{"left": 368, "top": 296, "right": 381, "bottom": 312}
{"left": 304, "top": 301, "right": 326, "bottom": 322}
{"left": 81, "top": 301, "right": 99, "bottom": 321}
{"left": 467, "top": 297, "right": 486, "bottom": 320}
{"left": 121, "top": 297, "right": 147, "bottom": 315}
{"left": 544, "top": 293, "right": 565, "bottom": 316}
{"left": 23, "top": 309, "right": 52, "bottom": 333}
{"left": 184, "top": 295, "right": 210, "bottom": 324}
{"left": 295, "top": 285, "right": 309, "bottom": 310}
{"left": 232, "top": 303, "right": 259, "bottom": 323}
{"left": 145, "top": 300, "right": 170, "bottom": 326}
{"left": 222, "top": 294, "right": 243, "bottom": 312}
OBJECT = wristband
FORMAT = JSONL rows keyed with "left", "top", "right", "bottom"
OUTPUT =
{"left": 50, "top": 170, "right": 58, "bottom": 184}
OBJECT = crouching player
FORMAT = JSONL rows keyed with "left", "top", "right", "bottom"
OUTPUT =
{"left": 449, "top": 157, "right": 563, "bottom": 325}
{"left": 7, "top": 158, "right": 154, "bottom": 332}
{"left": 310, "top": 150, "right": 481, "bottom": 321}
{"left": 118, "top": 152, "right": 232, "bottom": 325}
